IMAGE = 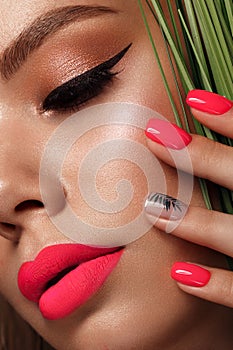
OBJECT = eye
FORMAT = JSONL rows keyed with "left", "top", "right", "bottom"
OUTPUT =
{"left": 42, "top": 43, "right": 132, "bottom": 113}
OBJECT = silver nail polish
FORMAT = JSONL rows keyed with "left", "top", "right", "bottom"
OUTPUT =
{"left": 144, "top": 193, "right": 187, "bottom": 221}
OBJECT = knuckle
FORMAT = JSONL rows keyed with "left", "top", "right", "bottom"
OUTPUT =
{"left": 191, "top": 138, "right": 217, "bottom": 177}
{"left": 195, "top": 139, "right": 233, "bottom": 183}
{"left": 201, "top": 141, "right": 219, "bottom": 170}
{"left": 219, "top": 275, "right": 233, "bottom": 306}
{"left": 195, "top": 209, "right": 215, "bottom": 239}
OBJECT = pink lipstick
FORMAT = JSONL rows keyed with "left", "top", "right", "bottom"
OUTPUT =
{"left": 18, "top": 244, "right": 124, "bottom": 320}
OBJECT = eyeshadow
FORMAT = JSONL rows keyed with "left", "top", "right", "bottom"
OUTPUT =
{"left": 42, "top": 43, "right": 132, "bottom": 112}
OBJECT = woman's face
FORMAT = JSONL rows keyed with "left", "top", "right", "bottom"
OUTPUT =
{"left": 0, "top": 1, "right": 228, "bottom": 349}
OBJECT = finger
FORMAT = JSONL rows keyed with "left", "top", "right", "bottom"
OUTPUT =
{"left": 170, "top": 262, "right": 233, "bottom": 308}
{"left": 186, "top": 90, "right": 233, "bottom": 138}
{"left": 145, "top": 120, "right": 233, "bottom": 190}
{"left": 144, "top": 192, "right": 233, "bottom": 257}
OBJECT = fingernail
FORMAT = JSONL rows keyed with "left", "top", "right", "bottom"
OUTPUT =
{"left": 171, "top": 262, "right": 211, "bottom": 287}
{"left": 186, "top": 89, "right": 233, "bottom": 115}
{"left": 144, "top": 193, "right": 187, "bottom": 221}
{"left": 145, "top": 119, "right": 192, "bottom": 150}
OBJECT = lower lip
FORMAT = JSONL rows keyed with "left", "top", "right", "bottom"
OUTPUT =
{"left": 39, "top": 249, "right": 124, "bottom": 320}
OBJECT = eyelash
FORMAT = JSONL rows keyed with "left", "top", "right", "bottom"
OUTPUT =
{"left": 42, "top": 43, "right": 132, "bottom": 113}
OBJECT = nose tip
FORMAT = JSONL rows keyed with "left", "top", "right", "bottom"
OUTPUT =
{"left": 0, "top": 199, "right": 45, "bottom": 242}
{"left": 0, "top": 175, "right": 45, "bottom": 224}
{"left": 0, "top": 178, "right": 45, "bottom": 241}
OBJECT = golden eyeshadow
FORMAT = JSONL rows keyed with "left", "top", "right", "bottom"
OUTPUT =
{"left": 13, "top": 23, "right": 133, "bottom": 105}
{"left": 42, "top": 44, "right": 132, "bottom": 113}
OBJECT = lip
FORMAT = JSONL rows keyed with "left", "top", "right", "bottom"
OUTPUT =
{"left": 18, "top": 244, "right": 124, "bottom": 320}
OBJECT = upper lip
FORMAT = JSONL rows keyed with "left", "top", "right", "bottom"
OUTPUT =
{"left": 18, "top": 243, "right": 122, "bottom": 303}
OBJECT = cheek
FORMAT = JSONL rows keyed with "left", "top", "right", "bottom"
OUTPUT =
{"left": 62, "top": 125, "right": 149, "bottom": 229}
{"left": 0, "top": 239, "right": 13, "bottom": 276}
{"left": 0, "top": 241, "right": 20, "bottom": 302}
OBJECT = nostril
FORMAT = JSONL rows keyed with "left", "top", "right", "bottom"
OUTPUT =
{"left": 0, "top": 222, "right": 21, "bottom": 242}
{"left": 15, "top": 200, "right": 44, "bottom": 212}
{"left": 0, "top": 222, "right": 16, "bottom": 231}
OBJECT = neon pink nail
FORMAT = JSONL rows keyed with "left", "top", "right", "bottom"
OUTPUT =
{"left": 145, "top": 119, "right": 192, "bottom": 150}
{"left": 171, "top": 262, "right": 211, "bottom": 287}
{"left": 186, "top": 90, "right": 233, "bottom": 115}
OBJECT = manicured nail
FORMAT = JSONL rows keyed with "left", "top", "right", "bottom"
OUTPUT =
{"left": 144, "top": 193, "right": 187, "bottom": 221}
{"left": 186, "top": 89, "right": 233, "bottom": 115}
{"left": 145, "top": 119, "right": 192, "bottom": 150}
{"left": 171, "top": 262, "right": 211, "bottom": 287}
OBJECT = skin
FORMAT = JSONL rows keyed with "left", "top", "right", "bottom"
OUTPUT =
{"left": 0, "top": 0, "right": 232, "bottom": 349}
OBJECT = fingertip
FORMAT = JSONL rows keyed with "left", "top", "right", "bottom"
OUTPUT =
{"left": 186, "top": 89, "right": 233, "bottom": 116}
{"left": 170, "top": 261, "right": 211, "bottom": 287}
{"left": 145, "top": 118, "right": 192, "bottom": 150}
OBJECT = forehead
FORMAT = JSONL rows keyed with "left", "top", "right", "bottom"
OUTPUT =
{"left": 0, "top": 0, "right": 128, "bottom": 51}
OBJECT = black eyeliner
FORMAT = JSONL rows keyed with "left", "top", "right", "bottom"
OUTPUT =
{"left": 42, "top": 43, "right": 132, "bottom": 112}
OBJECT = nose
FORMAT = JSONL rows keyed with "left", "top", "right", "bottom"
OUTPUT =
{"left": 0, "top": 166, "right": 45, "bottom": 241}
{"left": 0, "top": 117, "right": 45, "bottom": 240}
{"left": 0, "top": 174, "right": 44, "bottom": 220}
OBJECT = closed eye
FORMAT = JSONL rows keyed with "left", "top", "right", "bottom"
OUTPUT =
{"left": 42, "top": 43, "right": 132, "bottom": 113}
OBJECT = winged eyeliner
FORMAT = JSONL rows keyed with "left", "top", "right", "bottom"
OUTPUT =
{"left": 42, "top": 43, "right": 132, "bottom": 112}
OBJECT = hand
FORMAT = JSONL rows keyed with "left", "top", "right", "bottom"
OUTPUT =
{"left": 144, "top": 89, "right": 233, "bottom": 308}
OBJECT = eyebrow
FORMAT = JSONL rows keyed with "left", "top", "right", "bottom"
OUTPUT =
{"left": 0, "top": 5, "right": 117, "bottom": 80}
